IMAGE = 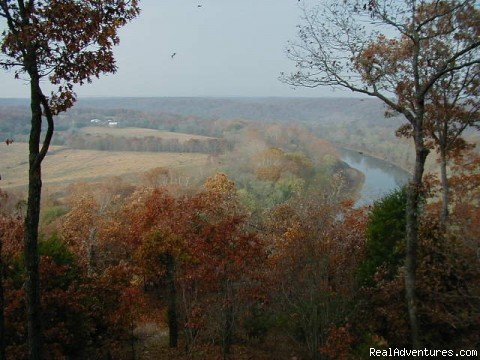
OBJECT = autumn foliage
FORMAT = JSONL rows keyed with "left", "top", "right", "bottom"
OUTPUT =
{"left": 1, "top": 143, "right": 480, "bottom": 359}
{"left": 0, "top": 97, "right": 479, "bottom": 360}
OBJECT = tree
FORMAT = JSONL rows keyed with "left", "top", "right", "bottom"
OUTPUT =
{"left": 0, "top": 190, "right": 22, "bottom": 360}
{"left": 265, "top": 197, "right": 366, "bottom": 360}
{"left": 283, "top": 0, "right": 480, "bottom": 347}
{"left": 358, "top": 187, "right": 407, "bottom": 287}
{"left": 355, "top": 210, "right": 480, "bottom": 353}
{"left": 424, "top": 72, "right": 479, "bottom": 227}
{"left": 427, "top": 76, "right": 480, "bottom": 227}
{"left": 185, "top": 174, "right": 265, "bottom": 359}
{"left": 0, "top": 2, "right": 140, "bottom": 358}
{"left": 127, "top": 189, "right": 184, "bottom": 349}
{"left": 0, "top": 220, "right": 5, "bottom": 360}
{"left": 61, "top": 180, "right": 134, "bottom": 274}
{"left": 0, "top": 231, "right": 140, "bottom": 359}
{"left": 397, "top": 64, "right": 480, "bottom": 227}
{"left": 444, "top": 151, "right": 480, "bottom": 248}
{"left": 126, "top": 174, "right": 266, "bottom": 357}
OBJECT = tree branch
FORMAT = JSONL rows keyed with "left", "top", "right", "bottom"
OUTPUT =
{"left": 34, "top": 92, "right": 54, "bottom": 168}
{"left": 423, "top": 42, "right": 480, "bottom": 96}
{"left": 415, "top": 0, "right": 469, "bottom": 31}
{"left": 0, "top": 1, "right": 18, "bottom": 29}
{"left": 0, "top": 1, "right": 28, "bottom": 61}
{"left": 375, "top": 4, "right": 414, "bottom": 41}
{"left": 332, "top": 77, "right": 416, "bottom": 124}
{"left": 0, "top": 61, "right": 23, "bottom": 67}
{"left": 17, "top": 0, "right": 25, "bottom": 17}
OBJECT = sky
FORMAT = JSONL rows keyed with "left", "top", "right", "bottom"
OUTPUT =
{"left": 0, "top": 0, "right": 345, "bottom": 98}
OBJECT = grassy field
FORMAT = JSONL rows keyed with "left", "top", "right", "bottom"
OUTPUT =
{"left": 78, "top": 126, "right": 214, "bottom": 142}
{"left": 0, "top": 142, "right": 209, "bottom": 190}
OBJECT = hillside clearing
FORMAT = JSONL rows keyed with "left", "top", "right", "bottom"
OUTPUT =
{"left": 0, "top": 142, "right": 209, "bottom": 189}
{"left": 77, "top": 126, "right": 215, "bottom": 142}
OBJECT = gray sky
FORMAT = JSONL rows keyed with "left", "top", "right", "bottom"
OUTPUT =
{"left": 0, "top": 0, "right": 343, "bottom": 98}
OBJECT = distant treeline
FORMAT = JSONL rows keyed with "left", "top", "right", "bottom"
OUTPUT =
{"left": 53, "top": 133, "right": 228, "bottom": 154}
{"left": 0, "top": 105, "right": 228, "bottom": 139}
{"left": 0, "top": 101, "right": 423, "bottom": 171}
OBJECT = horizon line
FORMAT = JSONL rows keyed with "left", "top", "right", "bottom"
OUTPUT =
{"left": 0, "top": 95, "right": 373, "bottom": 100}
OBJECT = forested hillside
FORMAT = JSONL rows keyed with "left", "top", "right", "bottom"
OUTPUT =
{"left": 2, "top": 149, "right": 479, "bottom": 359}
{"left": 0, "top": 98, "right": 411, "bottom": 170}
{"left": 1, "top": 98, "right": 479, "bottom": 359}
{"left": 0, "top": 97, "right": 396, "bottom": 123}
{"left": 5, "top": 97, "right": 469, "bottom": 172}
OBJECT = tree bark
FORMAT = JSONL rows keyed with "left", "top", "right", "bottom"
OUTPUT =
{"left": 87, "top": 228, "right": 97, "bottom": 275}
{"left": 222, "top": 282, "right": 234, "bottom": 360}
{"left": 0, "top": 230, "right": 6, "bottom": 360}
{"left": 439, "top": 146, "right": 449, "bottom": 228}
{"left": 22, "top": 46, "right": 55, "bottom": 359}
{"left": 405, "top": 128, "right": 429, "bottom": 350}
{"left": 165, "top": 253, "right": 178, "bottom": 348}
{"left": 24, "top": 71, "right": 44, "bottom": 360}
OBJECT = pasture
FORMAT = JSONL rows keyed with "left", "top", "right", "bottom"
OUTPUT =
{"left": 78, "top": 126, "right": 215, "bottom": 142}
{"left": 0, "top": 142, "right": 209, "bottom": 189}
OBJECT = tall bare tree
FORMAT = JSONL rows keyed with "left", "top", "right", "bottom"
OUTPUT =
{"left": 398, "top": 67, "right": 480, "bottom": 227}
{"left": 282, "top": 0, "right": 480, "bottom": 348}
{"left": 0, "top": 1, "right": 139, "bottom": 358}
{"left": 425, "top": 72, "right": 479, "bottom": 225}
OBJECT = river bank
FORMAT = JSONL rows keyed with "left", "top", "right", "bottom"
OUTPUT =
{"left": 338, "top": 147, "right": 411, "bottom": 206}
{"left": 336, "top": 144, "right": 413, "bottom": 176}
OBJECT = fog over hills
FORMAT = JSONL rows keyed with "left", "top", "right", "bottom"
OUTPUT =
{"left": 0, "top": 97, "right": 404, "bottom": 126}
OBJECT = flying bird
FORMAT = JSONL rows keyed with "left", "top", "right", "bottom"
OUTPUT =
{"left": 197, "top": 4, "right": 202, "bottom": 7}
{"left": 171, "top": 52, "right": 177, "bottom": 59}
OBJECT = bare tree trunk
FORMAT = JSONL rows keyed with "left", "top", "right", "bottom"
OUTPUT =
{"left": 182, "top": 284, "right": 199, "bottom": 355}
{"left": 439, "top": 146, "right": 449, "bottom": 228}
{"left": 405, "top": 130, "right": 429, "bottom": 350}
{"left": 165, "top": 253, "right": 178, "bottom": 348}
{"left": 0, "top": 232, "right": 6, "bottom": 360}
{"left": 222, "top": 282, "right": 234, "bottom": 360}
{"left": 311, "top": 304, "right": 320, "bottom": 360}
{"left": 223, "top": 305, "right": 234, "bottom": 359}
{"left": 130, "top": 323, "right": 136, "bottom": 360}
{"left": 87, "top": 228, "right": 97, "bottom": 275}
{"left": 24, "top": 72, "right": 44, "bottom": 360}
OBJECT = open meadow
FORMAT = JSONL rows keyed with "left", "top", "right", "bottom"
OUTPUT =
{"left": 77, "top": 126, "right": 215, "bottom": 142}
{"left": 0, "top": 142, "right": 209, "bottom": 190}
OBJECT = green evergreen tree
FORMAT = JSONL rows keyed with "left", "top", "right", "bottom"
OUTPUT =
{"left": 358, "top": 188, "right": 407, "bottom": 287}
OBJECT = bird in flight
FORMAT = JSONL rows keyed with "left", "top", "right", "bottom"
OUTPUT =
{"left": 171, "top": 52, "right": 177, "bottom": 59}
{"left": 197, "top": 4, "right": 202, "bottom": 7}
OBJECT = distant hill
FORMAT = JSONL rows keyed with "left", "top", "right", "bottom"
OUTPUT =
{"left": 0, "top": 97, "right": 404, "bottom": 126}
{"left": 0, "top": 96, "right": 412, "bottom": 170}
{"left": 73, "top": 97, "right": 404, "bottom": 126}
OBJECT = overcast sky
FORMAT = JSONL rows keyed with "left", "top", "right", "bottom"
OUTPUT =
{"left": 0, "top": 0, "right": 346, "bottom": 98}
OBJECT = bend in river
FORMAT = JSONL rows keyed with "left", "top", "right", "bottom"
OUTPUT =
{"left": 339, "top": 148, "right": 411, "bottom": 207}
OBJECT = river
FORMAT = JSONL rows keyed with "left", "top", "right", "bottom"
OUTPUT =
{"left": 339, "top": 148, "right": 411, "bottom": 207}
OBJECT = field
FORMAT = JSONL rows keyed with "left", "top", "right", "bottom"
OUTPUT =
{"left": 0, "top": 142, "right": 209, "bottom": 190}
{"left": 78, "top": 126, "right": 215, "bottom": 142}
